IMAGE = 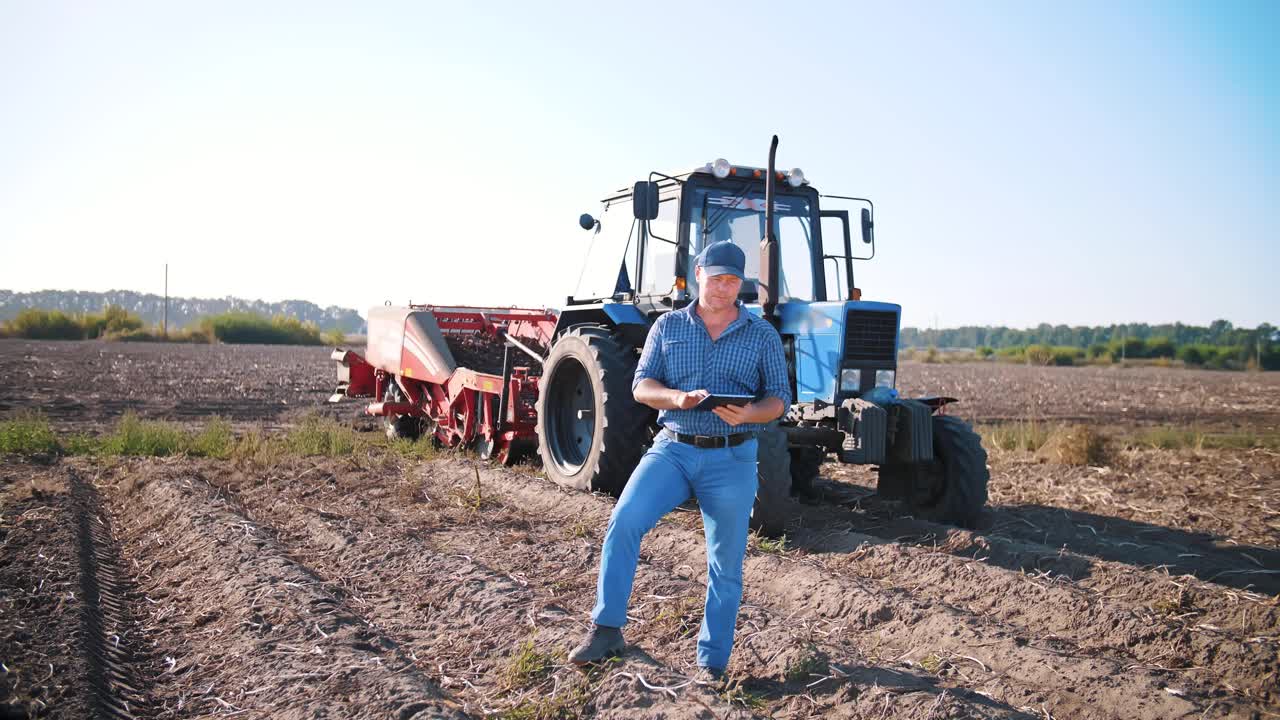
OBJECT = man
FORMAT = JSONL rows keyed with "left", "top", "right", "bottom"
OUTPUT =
{"left": 568, "top": 240, "right": 791, "bottom": 683}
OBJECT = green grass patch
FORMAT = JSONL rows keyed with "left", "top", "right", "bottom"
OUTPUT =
{"left": 101, "top": 413, "right": 188, "bottom": 456}
{"left": 189, "top": 418, "right": 235, "bottom": 458}
{"left": 755, "top": 533, "right": 788, "bottom": 554}
{"left": 0, "top": 412, "right": 60, "bottom": 455}
{"left": 980, "top": 421, "right": 1051, "bottom": 452}
{"left": 284, "top": 416, "right": 359, "bottom": 456}
{"left": 503, "top": 638, "right": 557, "bottom": 690}
{"left": 388, "top": 435, "right": 438, "bottom": 460}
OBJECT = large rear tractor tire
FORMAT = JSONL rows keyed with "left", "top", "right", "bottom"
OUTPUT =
{"left": 750, "top": 424, "right": 798, "bottom": 537}
{"left": 882, "top": 415, "right": 989, "bottom": 529}
{"left": 536, "top": 326, "right": 652, "bottom": 495}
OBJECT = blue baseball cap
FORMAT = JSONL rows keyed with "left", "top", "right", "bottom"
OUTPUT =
{"left": 696, "top": 241, "right": 746, "bottom": 280}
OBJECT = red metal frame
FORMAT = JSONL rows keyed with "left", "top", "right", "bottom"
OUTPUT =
{"left": 331, "top": 306, "right": 556, "bottom": 465}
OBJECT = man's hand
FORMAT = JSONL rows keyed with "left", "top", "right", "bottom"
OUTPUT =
{"left": 712, "top": 397, "right": 786, "bottom": 427}
{"left": 674, "top": 389, "right": 709, "bottom": 410}
{"left": 634, "top": 379, "right": 709, "bottom": 411}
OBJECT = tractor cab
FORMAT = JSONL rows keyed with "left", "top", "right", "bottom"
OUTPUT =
{"left": 565, "top": 157, "right": 896, "bottom": 407}
{"left": 572, "top": 160, "right": 875, "bottom": 311}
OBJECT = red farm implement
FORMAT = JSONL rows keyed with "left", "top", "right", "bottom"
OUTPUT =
{"left": 331, "top": 304, "right": 557, "bottom": 464}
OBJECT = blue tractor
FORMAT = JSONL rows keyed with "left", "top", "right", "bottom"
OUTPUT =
{"left": 535, "top": 137, "right": 988, "bottom": 532}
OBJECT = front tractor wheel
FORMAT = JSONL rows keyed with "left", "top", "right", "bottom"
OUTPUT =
{"left": 750, "top": 424, "right": 799, "bottom": 537}
{"left": 536, "top": 326, "right": 652, "bottom": 495}
{"left": 880, "top": 415, "right": 989, "bottom": 529}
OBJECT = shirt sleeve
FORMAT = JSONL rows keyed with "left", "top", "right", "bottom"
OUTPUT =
{"left": 633, "top": 316, "right": 667, "bottom": 392}
{"left": 760, "top": 324, "right": 792, "bottom": 408}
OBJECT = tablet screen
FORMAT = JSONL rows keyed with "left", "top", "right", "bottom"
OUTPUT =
{"left": 695, "top": 393, "right": 755, "bottom": 411}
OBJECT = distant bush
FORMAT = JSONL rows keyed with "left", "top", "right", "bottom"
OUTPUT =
{"left": 975, "top": 346, "right": 993, "bottom": 359}
{"left": 82, "top": 305, "right": 144, "bottom": 338}
{"left": 995, "top": 346, "right": 1025, "bottom": 362}
{"left": 199, "top": 312, "right": 322, "bottom": 345}
{"left": 1024, "top": 344, "right": 1054, "bottom": 365}
{"left": 4, "top": 309, "right": 85, "bottom": 339}
{"left": 322, "top": 327, "right": 347, "bottom": 346}
{"left": 1145, "top": 336, "right": 1176, "bottom": 359}
{"left": 1176, "top": 344, "right": 1207, "bottom": 366}
{"left": 1, "top": 305, "right": 147, "bottom": 341}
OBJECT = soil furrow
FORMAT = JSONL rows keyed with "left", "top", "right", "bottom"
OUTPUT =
{"left": 189, "top": 460, "right": 1033, "bottom": 719}
{"left": 102, "top": 469, "right": 469, "bottom": 720}
{"left": 194, "top": 465, "right": 746, "bottom": 719}
{"left": 1, "top": 463, "right": 94, "bottom": 718}
{"left": 69, "top": 468, "right": 152, "bottom": 719}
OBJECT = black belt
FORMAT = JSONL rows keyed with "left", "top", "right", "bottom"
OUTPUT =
{"left": 664, "top": 429, "right": 755, "bottom": 449}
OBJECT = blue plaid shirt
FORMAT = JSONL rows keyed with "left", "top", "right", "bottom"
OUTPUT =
{"left": 633, "top": 301, "right": 791, "bottom": 436}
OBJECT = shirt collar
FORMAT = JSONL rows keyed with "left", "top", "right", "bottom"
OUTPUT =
{"left": 684, "top": 298, "right": 750, "bottom": 329}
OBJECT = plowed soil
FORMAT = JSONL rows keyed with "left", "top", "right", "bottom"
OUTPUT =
{"left": 2, "top": 339, "right": 1277, "bottom": 718}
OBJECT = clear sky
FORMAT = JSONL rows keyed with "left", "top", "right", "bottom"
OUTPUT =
{"left": 1, "top": 1, "right": 1276, "bottom": 328}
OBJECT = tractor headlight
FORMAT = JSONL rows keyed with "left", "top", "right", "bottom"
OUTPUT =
{"left": 840, "top": 368, "right": 861, "bottom": 392}
{"left": 711, "top": 158, "right": 732, "bottom": 179}
{"left": 787, "top": 168, "right": 805, "bottom": 187}
{"left": 875, "top": 369, "right": 895, "bottom": 388}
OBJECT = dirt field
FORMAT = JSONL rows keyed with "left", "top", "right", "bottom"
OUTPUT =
{"left": 2, "top": 338, "right": 1278, "bottom": 719}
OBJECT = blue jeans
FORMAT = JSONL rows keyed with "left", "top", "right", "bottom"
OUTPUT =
{"left": 591, "top": 431, "right": 758, "bottom": 670}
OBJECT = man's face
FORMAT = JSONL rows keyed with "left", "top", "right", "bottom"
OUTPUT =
{"left": 696, "top": 266, "right": 743, "bottom": 313}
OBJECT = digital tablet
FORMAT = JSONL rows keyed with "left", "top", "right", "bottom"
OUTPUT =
{"left": 695, "top": 393, "right": 756, "bottom": 411}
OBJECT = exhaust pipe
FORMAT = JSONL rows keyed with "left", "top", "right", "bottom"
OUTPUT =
{"left": 760, "top": 134, "right": 780, "bottom": 327}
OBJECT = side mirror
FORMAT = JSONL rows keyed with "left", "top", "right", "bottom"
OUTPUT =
{"left": 860, "top": 208, "right": 874, "bottom": 244}
{"left": 633, "top": 181, "right": 659, "bottom": 221}
{"left": 579, "top": 213, "right": 597, "bottom": 231}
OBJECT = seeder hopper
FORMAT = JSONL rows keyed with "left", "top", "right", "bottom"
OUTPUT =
{"left": 331, "top": 304, "right": 557, "bottom": 464}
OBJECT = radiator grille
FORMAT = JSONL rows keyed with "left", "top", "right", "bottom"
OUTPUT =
{"left": 843, "top": 310, "right": 898, "bottom": 366}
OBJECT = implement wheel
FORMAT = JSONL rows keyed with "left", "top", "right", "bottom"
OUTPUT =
{"left": 536, "top": 326, "right": 652, "bottom": 495}
{"left": 383, "top": 381, "right": 422, "bottom": 441}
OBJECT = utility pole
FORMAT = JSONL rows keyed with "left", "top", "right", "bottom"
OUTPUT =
{"left": 163, "top": 264, "right": 168, "bottom": 339}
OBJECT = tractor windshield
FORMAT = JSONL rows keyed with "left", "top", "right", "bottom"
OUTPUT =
{"left": 686, "top": 184, "right": 817, "bottom": 302}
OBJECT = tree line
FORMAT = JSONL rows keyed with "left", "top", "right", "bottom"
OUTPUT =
{"left": 901, "top": 320, "right": 1279, "bottom": 370}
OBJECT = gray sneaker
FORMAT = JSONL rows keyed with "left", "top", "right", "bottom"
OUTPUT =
{"left": 568, "top": 625, "right": 625, "bottom": 665}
